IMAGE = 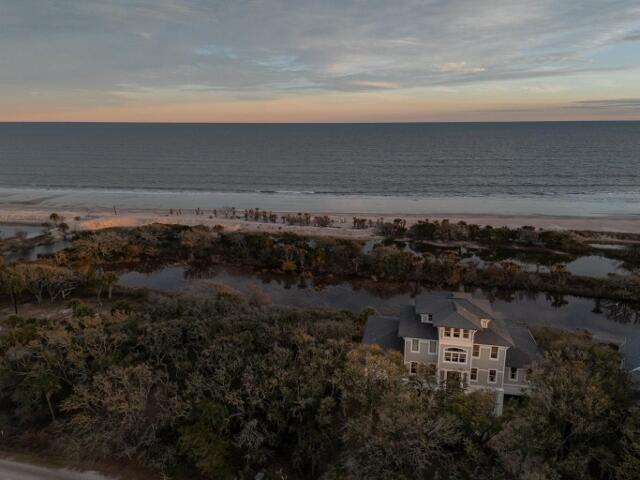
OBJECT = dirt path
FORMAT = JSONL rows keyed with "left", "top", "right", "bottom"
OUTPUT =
{"left": 0, "top": 458, "right": 115, "bottom": 480}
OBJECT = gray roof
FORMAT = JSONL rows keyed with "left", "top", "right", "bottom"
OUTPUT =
{"left": 505, "top": 322, "right": 541, "bottom": 368}
{"left": 363, "top": 292, "right": 541, "bottom": 368}
{"left": 397, "top": 305, "right": 439, "bottom": 340}
{"left": 415, "top": 292, "right": 495, "bottom": 330}
{"left": 474, "top": 312, "right": 515, "bottom": 348}
{"left": 362, "top": 315, "right": 402, "bottom": 351}
{"left": 413, "top": 292, "right": 538, "bottom": 356}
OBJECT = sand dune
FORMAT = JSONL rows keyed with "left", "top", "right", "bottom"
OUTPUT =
{"left": 1, "top": 204, "right": 640, "bottom": 237}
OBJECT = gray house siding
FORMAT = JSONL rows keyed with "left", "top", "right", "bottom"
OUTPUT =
{"left": 470, "top": 367, "right": 505, "bottom": 389}
{"left": 503, "top": 367, "right": 529, "bottom": 395}
{"left": 403, "top": 338, "right": 438, "bottom": 365}
{"left": 469, "top": 345, "right": 507, "bottom": 388}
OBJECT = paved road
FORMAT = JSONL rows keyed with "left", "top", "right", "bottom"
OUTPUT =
{"left": 0, "top": 459, "right": 114, "bottom": 480}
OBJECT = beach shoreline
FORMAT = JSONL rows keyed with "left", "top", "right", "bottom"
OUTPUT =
{"left": 2, "top": 203, "right": 640, "bottom": 237}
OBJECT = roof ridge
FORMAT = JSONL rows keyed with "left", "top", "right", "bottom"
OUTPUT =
{"left": 491, "top": 315, "right": 515, "bottom": 347}
{"left": 452, "top": 299, "right": 483, "bottom": 328}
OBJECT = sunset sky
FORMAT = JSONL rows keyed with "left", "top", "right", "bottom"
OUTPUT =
{"left": 1, "top": 0, "right": 640, "bottom": 122}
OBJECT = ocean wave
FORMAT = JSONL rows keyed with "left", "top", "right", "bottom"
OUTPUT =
{"left": 1, "top": 184, "right": 640, "bottom": 202}
{"left": 256, "top": 190, "right": 317, "bottom": 195}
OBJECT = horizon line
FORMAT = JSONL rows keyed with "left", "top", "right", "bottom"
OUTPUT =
{"left": 1, "top": 119, "right": 640, "bottom": 125}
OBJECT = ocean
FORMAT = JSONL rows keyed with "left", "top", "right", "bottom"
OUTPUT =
{"left": 0, "top": 122, "right": 639, "bottom": 215}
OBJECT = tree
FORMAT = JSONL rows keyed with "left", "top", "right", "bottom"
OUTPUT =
{"left": 178, "top": 402, "right": 234, "bottom": 478}
{"left": 13, "top": 264, "right": 76, "bottom": 304}
{"left": 331, "top": 345, "right": 469, "bottom": 479}
{"left": 0, "top": 265, "right": 24, "bottom": 314}
{"left": 62, "top": 364, "right": 180, "bottom": 461}
{"left": 494, "top": 327, "right": 632, "bottom": 479}
{"left": 49, "top": 212, "right": 61, "bottom": 226}
{"left": 103, "top": 271, "right": 118, "bottom": 300}
{"left": 58, "top": 222, "right": 70, "bottom": 238}
{"left": 617, "top": 405, "right": 640, "bottom": 479}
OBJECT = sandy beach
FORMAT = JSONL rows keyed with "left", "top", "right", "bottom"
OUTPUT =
{"left": 2, "top": 204, "right": 640, "bottom": 237}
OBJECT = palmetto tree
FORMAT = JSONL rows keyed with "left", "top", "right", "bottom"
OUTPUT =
{"left": 0, "top": 265, "right": 24, "bottom": 314}
{"left": 103, "top": 271, "right": 118, "bottom": 300}
{"left": 58, "top": 222, "right": 70, "bottom": 239}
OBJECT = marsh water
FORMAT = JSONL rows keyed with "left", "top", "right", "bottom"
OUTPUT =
{"left": 0, "top": 223, "right": 47, "bottom": 238}
{"left": 4, "top": 240, "right": 70, "bottom": 263}
{"left": 118, "top": 263, "right": 640, "bottom": 369}
{"left": 0, "top": 223, "right": 71, "bottom": 263}
{"left": 463, "top": 253, "right": 629, "bottom": 278}
{"left": 377, "top": 240, "right": 632, "bottom": 278}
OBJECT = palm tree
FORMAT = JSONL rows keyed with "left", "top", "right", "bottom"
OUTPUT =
{"left": 58, "top": 222, "right": 70, "bottom": 239}
{"left": 49, "top": 212, "right": 60, "bottom": 226}
{"left": 0, "top": 265, "right": 24, "bottom": 314}
{"left": 103, "top": 271, "right": 118, "bottom": 300}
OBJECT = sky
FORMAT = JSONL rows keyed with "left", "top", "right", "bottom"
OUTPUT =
{"left": 1, "top": 0, "right": 639, "bottom": 122}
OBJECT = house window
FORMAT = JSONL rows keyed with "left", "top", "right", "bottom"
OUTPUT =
{"left": 462, "top": 329, "right": 470, "bottom": 339}
{"left": 452, "top": 328, "right": 460, "bottom": 338}
{"left": 429, "top": 340, "right": 437, "bottom": 354}
{"left": 443, "top": 347, "right": 467, "bottom": 364}
{"left": 420, "top": 313, "right": 433, "bottom": 324}
{"left": 444, "top": 327, "right": 451, "bottom": 337}
{"left": 510, "top": 367, "right": 518, "bottom": 381}
{"left": 411, "top": 339, "right": 419, "bottom": 353}
{"left": 470, "top": 367, "right": 478, "bottom": 381}
{"left": 490, "top": 346, "right": 499, "bottom": 359}
{"left": 488, "top": 369, "right": 497, "bottom": 383}
{"left": 410, "top": 362, "right": 417, "bottom": 374}
{"left": 473, "top": 344, "right": 480, "bottom": 357}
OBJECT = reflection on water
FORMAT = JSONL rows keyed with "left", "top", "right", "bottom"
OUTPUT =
{"left": 0, "top": 223, "right": 47, "bottom": 238}
{"left": 119, "top": 265, "right": 414, "bottom": 315}
{"left": 566, "top": 255, "right": 628, "bottom": 278}
{"left": 1, "top": 223, "right": 70, "bottom": 263}
{"left": 589, "top": 243, "right": 627, "bottom": 251}
{"left": 369, "top": 240, "right": 631, "bottom": 278}
{"left": 118, "top": 263, "right": 640, "bottom": 369}
{"left": 4, "top": 240, "right": 71, "bottom": 263}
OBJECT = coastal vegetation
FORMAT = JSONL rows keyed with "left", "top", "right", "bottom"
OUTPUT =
{"left": 1, "top": 219, "right": 640, "bottom": 477}
{"left": 0, "top": 288, "right": 638, "bottom": 479}
{"left": 11, "top": 222, "right": 636, "bottom": 306}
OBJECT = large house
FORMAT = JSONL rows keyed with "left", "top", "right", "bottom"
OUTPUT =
{"left": 362, "top": 292, "right": 540, "bottom": 415}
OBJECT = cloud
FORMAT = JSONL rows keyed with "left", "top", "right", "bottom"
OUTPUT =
{"left": 437, "top": 62, "right": 486, "bottom": 74}
{"left": 520, "top": 85, "right": 567, "bottom": 93}
{"left": 1, "top": 0, "right": 640, "bottom": 113}
{"left": 622, "top": 31, "right": 640, "bottom": 41}
{"left": 569, "top": 98, "right": 640, "bottom": 109}
{"left": 193, "top": 45, "right": 238, "bottom": 60}
{"left": 349, "top": 80, "right": 401, "bottom": 89}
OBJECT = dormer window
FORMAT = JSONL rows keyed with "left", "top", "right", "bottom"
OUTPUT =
{"left": 481, "top": 318, "right": 491, "bottom": 329}
{"left": 420, "top": 313, "right": 433, "bottom": 324}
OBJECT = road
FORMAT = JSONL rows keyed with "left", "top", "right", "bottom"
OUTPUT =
{"left": 0, "top": 459, "right": 114, "bottom": 480}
